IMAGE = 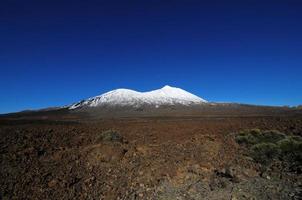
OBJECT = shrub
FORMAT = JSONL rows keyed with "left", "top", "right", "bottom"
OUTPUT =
{"left": 260, "top": 130, "right": 286, "bottom": 144}
{"left": 289, "top": 135, "right": 302, "bottom": 142}
{"left": 235, "top": 134, "right": 257, "bottom": 145}
{"left": 235, "top": 129, "right": 302, "bottom": 171}
{"left": 96, "top": 130, "right": 123, "bottom": 143}
{"left": 235, "top": 129, "right": 260, "bottom": 145}
{"left": 249, "top": 128, "right": 261, "bottom": 135}
{"left": 235, "top": 129, "right": 286, "bottom": 146}
{"left": 250, "top": 143, "right": 280, "bottom": 165}
{"left": 277, "top": 137, "right": 302, "bottom": 166}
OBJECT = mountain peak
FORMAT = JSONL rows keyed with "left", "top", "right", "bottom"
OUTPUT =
{"left": 161, "top": 85, "right": 173, "bottom": 89}
{"left": 69, "top": 86, "right": 207, "bottom": 109}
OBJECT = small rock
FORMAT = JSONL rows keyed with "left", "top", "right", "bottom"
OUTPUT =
{"left": 48, "top": 179, "right": 57, "bottom": 188}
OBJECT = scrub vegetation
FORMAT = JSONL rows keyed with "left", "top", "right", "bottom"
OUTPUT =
{"left": 235, "top": 129, "right": 302, "bottom": 171}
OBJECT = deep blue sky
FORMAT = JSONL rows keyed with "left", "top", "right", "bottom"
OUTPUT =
{"left": 1, "top": 0, "right": 302, "bottom": 113}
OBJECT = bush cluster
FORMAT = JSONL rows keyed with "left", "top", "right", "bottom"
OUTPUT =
{"left": 96, "top": 129, "right": 123, "bottom": 143}
{"left": 235, "top": 129, "right": 302, "bottom": 170}
{"left": 235, "top": 129, "right": 286, "bottom": 146}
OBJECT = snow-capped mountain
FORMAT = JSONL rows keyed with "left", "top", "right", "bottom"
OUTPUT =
{"left": 69, "top": 85, "right": 207, "bottom": 109}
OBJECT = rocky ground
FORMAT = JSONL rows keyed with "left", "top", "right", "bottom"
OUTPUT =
{"left": 0, "top": 116, "right": 301, "bottom": 199}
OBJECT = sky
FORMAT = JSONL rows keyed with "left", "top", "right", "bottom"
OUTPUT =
{"left": 1, "top": 0, "right": 302, "bottom": 113}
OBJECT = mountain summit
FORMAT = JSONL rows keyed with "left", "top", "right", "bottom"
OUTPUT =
{"left": 69, "top": 85, "right": 207, "bottom": 109}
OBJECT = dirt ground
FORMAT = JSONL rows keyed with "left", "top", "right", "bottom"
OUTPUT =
{"left": 0, "top": 116, "right": 302, "bottom": 199}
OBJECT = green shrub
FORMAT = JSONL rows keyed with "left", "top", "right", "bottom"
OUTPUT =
{"left": 249, "top": 128, "right": 261, "bottom": 135}
{"left": 260, "top": 130, "right": 286, "bottom": 143}
{"left": 236, "top": 129, "right": 302, "bottom": 170}
{"left": 277, "top": 137, "right": 302, "bottom": 166}
{"left": 235, "top": 129, "right": 260, "bottom": 145}
{"left": 250, "top": 143, "right": 280, "bottom": 165}
{"left": 289, "top": 135, "right": 302, "bottom": 142}
{"left": 235, "top": 134, "right": 257, "bottom": 145}
{"left": 278, "top": 138, "right": 296, "bottom": 153}
{"left": 235, "top": 129, "right": 286, "bottom": 146}
{"left": 96, "top": 130, "right": 123, "bottom": 143}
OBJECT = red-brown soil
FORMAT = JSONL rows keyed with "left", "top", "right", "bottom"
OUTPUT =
{"left": 0, "top": 115, "right": 301, "bottom": 199}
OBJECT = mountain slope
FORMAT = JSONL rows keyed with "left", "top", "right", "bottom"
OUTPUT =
{"left": 69, "top": 85, "right": 207, "bottom": 109}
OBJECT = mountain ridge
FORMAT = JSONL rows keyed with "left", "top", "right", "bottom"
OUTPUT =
{"left": 69, "top": 85, "right": 207, "bottom": 109}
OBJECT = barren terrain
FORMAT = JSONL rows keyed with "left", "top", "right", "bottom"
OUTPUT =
{"left": 0, "top": 109, "right": 302, "bottom": 199}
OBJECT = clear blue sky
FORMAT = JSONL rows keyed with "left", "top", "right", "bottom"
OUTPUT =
{"left": 1, "top": 0, "right": 302, "bottom": 113}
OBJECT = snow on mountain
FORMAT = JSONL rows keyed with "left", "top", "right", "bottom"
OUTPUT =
{"left": 69, "top": 85, "right": 207, "bottom": 109}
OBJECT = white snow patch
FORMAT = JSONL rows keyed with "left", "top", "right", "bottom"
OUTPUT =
{"left": 69, "top": 85, "right": 207, "bottom": 109}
